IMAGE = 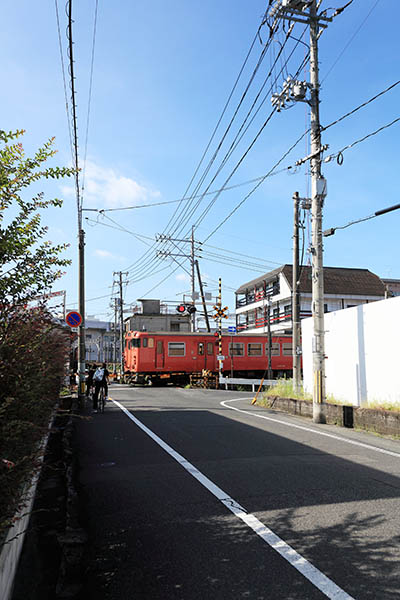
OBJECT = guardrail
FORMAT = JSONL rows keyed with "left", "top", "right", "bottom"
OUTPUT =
{"left": 219, "top": 377, "right": 279, "bottom": 392}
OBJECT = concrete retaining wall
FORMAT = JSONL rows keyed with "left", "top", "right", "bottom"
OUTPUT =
{"left": 265, "top": 396, "right": 400, "bottom": 436}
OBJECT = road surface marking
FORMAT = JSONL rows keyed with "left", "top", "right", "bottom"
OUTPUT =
{"left": 221, "top": 398, "right": 400, "bottom": 459}
{"left": 112, "top": 398, "right": 355, "bottom": 600}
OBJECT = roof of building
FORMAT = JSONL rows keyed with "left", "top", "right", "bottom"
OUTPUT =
{"left": 236, "top": 264, "right": 386, "bottom": 296}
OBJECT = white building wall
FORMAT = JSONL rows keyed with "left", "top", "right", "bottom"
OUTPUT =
{"left": 302, "top": 296, "right": 400, "bottom": 406}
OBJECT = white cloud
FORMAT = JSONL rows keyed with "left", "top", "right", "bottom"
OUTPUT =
{"left": 176, "top": 273, "right": 189, "bottom": 282}
{"left": 61, "top": 160, "right": 160, "bottom": 209}
{"left": 93, "top": 249, "right": 126, "bottom": 261}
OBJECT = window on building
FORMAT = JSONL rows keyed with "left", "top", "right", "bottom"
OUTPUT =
{"left": 284, "top": 305, "right": 291, "bottom": 316}
{"left": 282, "top": 343, "right": 293, "bottom": 356}
{"left": 248, "top": 343, "right": 262, "bottom": 356}
{"left": 198, "top": 343, "right": 204, "bottom": 355}
{"left": 168, "top": 342, "right": 185, "bottom": 356}
{"left": 171, "top": 322, "right": 180, "bottom": 331}
{"left": 229, "top": 343, "right": 244, "bottom": 356}
{"left": 324, "top": 304, "right": 328, "bottom": 313}
{"left": 86, "top": 334, "right": 92, "bottom": 340}
{"left": 207, "top": 342, "right": 214, "bottom": 355}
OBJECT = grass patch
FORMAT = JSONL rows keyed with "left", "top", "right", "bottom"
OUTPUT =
{"left": 262, "top": 379, "right": 311, "bottom": 401}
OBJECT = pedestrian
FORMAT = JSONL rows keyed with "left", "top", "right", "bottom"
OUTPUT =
{"left": 86, "top": 364, "right": 95, "bottom": 397}
{"left": 92, "top": 362, "right": 109, "bottom": 412}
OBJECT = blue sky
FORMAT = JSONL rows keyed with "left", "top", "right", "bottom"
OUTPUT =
{"left": 1, "top": 0, "right": 398, "bottom": 322}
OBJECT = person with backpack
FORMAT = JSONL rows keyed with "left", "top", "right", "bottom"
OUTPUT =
{"left": 92, "top": 362, "right": 109, "bottom": 412}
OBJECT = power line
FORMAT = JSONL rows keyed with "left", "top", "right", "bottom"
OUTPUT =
{"left": 322, "top": 79, "right": 400, "bottom": 132}
{"left": 322, "top": 0, "right": 382, "bottom": 83}
{"left": 54, "top": 0, "right": 74, "bottom": 163}
{"left": 323, "top": 116, "right": 400, "bottom": 164}
{"left": 81, "top": 0, "right": 99, "bottom": 202}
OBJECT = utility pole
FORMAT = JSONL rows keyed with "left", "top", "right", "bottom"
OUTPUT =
{"left": 218, "top": 278, "right": 223, "bottom": 385}
{"left": 269, "top": 0, "right": 330, "bottom": 423}
{"left": 266, "top": 299, "right": 272, "bottom": 381}
{"left": 195, "top": 260, "right": 210, "bottom": 332}
{"left": 292, "top": 192, "right": 301, "bottom": 393}
{"left": 68, "top": 0, "right": 85, "bottom": 407}
{"left": 113, "top": 297, "right": 118, "bottom": 372}
{"left": 114, "top": 271, "right": 128, "bottom": 382}
{"left": 309, "top": 0, "right": 326, "bottom": 423}
{"left": 191, "top": 226, "right": 196, "bottom": 332}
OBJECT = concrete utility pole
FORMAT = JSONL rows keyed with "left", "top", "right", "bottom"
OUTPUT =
{"left": 218, "top": 278, "right": 223, "bottom": 384}
{"left": 113, "top": 297, "right": 118, "bottom": 371}
{"left": 309, "top": 0, "right": 326, "bottom": 423}
{"left": 269, "top": 0, "right": 330, "bottom": 422}
{"left": 191, "top": 226, "right": 196, "bottom": 332}
{"left": 292, "top": 192, "right": 301, "bottom": 394}
{"left": 266, "top": 299, "right": 272, "bottom": 381}
{"left": 114, "top": 271, "right": 128, "bottom": 381}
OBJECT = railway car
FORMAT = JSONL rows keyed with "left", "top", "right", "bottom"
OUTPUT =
{"left": 124, "top": 330, "right": 294, "bottom": 385}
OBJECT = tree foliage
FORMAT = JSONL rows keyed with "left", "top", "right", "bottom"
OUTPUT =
{"left": 0, "top": 130, "right": 75, "bottom": 536}
{"left": 0, "top": 129, "right": 74, "bottom": 306}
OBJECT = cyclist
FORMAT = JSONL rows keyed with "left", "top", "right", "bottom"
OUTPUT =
{"left": 92, "top": 363, "right": 109, "bottom": 412}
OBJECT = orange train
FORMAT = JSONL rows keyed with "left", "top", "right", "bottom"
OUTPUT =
{"left": 124, "top": 330, "right": 294, "bottom": 385}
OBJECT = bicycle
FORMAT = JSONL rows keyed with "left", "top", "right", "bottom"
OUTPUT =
{"left": 98, "top": 386, "right": 105, "bottom": 413}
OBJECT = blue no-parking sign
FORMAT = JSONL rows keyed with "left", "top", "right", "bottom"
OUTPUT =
{"left": 65, "top": 311, "right": 82, "bottom": 328}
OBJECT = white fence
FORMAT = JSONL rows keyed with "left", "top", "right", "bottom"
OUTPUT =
{"left": 302, "top": 296, "right": 400, "bottom": 407}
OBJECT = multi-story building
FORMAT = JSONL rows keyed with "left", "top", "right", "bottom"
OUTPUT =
{"left": 235, "top": 264, "right": 386, "bottom": 335}
{"left": 125, "top": 299, "right": 191, "bottom": 333}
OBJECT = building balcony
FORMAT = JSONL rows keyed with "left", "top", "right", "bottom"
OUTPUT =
{"left": 237, "top": 310, "right": 312, "bottom": 332}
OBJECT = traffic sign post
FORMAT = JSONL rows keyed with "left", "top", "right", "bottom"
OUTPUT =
{"left": 66, "top": 311, "right": 82, "bottom": 328}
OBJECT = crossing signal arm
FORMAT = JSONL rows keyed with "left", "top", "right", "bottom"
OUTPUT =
{"left": 213, "top": 305, "right": 229, "bottom": 319}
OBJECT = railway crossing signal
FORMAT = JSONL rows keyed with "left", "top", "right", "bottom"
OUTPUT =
{"left": 176, "top": 303, "right": 196, "bottom": 315}
{"left": 213, "top": 305, "right": 229, "bottom": 319}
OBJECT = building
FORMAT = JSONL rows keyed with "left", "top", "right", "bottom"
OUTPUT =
{"left": 85, "top": 316, "right": 119, "bottom": 364}
{"left": 235, "top": 265, "right": 386, "bottom": 335}
{"left": 125, "top": 299, "right": 191, "bottom": 333}
{"left": 381, "top": 278, "right": 400, "bottom": 297}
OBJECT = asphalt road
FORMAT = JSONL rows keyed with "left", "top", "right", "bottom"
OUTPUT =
{"left": 77, "top": 384, "right": 400, "bottom": 599}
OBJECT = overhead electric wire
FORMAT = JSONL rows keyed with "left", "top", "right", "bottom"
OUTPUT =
{"left": 67, "top": 0, "right": 82, "bottom": 225}
{"left": 170, "top": 22, "right": 298, "bottom": 239}
{"left": 123, "top": 13, "right": 272, "bottom": 284}
{"left": 322, "top": 0, "right": 381, "bottom": 83}
{"left": 54, "top": 0, "right": 74, "bottom": 163}
{"left": 322, "top": 79, "right": 400, "bottom": 132}
{"left": 203, "top": 126, "right": 309, "bottom": 243}
{"left": 179, "top": 28, "right": 310, "bottom": 235}
{"left": 200, "top": 242, "right": 281, "bottom": 266}
{"left": 324, "top": 116, "right": 400, "bottom": 163}
{"left": 81, "top": 0, "right": 99, "bottom": 202}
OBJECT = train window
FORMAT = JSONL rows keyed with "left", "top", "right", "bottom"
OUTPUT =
{"left": 198, "top": 343, "right": 204, "bottom": 355}
{"left": 148, "top": 338, "right": 154, "bottom": 348}
{"left": 266, "top": 342, "right": 280, "bottom": 356}
{"left": 207, "top": 342, "right": 214, "bottom": 355}
{"left": 168, "top": 342, "right": 185, "bottom": 356}
{"left": 131, "top": 338, "right": 141, "bottom": 348}
{"left": 229, "top": 343, "right": 244, "bottom": 356}
{"left": 157, "top": 341, "right": 163, "bottom": 354}
{"left": 248, "top": 343, "right": 262, "bottom": 356}
{"left": 282, "top": 343, "right": 292, "bottom": 356}
{"left": 143, "top": 337, "right": 148, "bottom": 348}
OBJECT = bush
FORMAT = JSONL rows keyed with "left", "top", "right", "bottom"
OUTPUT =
{"left": 0, "top": 306, "right": 69, "bottom": 537}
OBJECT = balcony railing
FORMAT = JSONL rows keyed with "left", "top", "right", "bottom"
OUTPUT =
{"left": 237, "top": 310, "right": 312, "bottom": 332}
{"left": 236, "top": 284, "right": 280, "bottom": 308}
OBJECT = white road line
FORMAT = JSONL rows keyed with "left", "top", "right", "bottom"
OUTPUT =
{"left": 112, "top": 399, "right": 355, "bottom": 600}
{"left": 220, "top": 398, "right": 400, "bottom": 459}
